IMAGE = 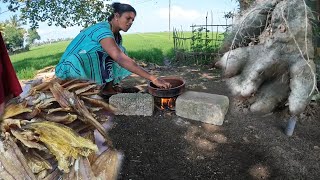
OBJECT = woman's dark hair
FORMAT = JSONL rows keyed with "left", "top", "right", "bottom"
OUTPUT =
{"left": 108, "top": 2, "right": 136, "bottom": 21}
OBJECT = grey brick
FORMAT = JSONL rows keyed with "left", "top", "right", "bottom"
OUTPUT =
{"left": 175, "top": 91, "right": 229, "bottom": 125}
{"left": 109, "top": 93, "right": 154, "bottom": 116}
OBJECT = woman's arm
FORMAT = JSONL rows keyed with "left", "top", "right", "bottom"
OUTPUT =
{"left": 100, "top": 38, "right": 170, "bottom": 88}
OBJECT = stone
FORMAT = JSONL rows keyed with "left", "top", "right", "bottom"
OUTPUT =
{"left": 109, "top": 93, "right": 154, "bottom": 116}
{"left": 175, "top": 91, "right": 229, "bottom": 125}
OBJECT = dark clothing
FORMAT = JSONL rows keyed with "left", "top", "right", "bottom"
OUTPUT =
{"left": 0, "top": 32, "right": 22, "bottom": 104}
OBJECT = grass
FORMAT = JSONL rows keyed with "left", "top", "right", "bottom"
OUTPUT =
{"left": 10, "top": 41, "right": 69, "bottom": 80}
{"left": 123, "top": 32, "right": 174, "bottom": 65}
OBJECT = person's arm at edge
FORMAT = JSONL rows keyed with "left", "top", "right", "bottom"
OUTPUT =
{"left": 100, "top": 38, "right": 170, "bottom": 88}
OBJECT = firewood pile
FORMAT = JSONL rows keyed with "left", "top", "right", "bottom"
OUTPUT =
{"left": 0, "top": 78, "right": 121, "bottom": 179}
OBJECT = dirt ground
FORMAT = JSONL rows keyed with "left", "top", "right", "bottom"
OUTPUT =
{"left": 107, "top": 64, "right": 320, "bottom": 180}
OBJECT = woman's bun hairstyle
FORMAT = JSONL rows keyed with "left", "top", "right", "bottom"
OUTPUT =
{"left": 108, "top": 2, "right": 136, "bottom": 21}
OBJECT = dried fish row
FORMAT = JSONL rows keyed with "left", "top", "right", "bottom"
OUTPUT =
{"left": 0, "top": 78, "right": 121, "bottom": 180}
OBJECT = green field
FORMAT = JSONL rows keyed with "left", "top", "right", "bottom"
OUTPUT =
{"left": 10, "top": 32, "right": 174, "bottom": 80}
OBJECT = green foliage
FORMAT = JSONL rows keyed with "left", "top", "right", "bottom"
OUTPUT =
{"left": 191, "top": 27, "right": 213, "bottom": 52}
{"left": 1, "top": 0, "right": 112, "bottom": 28}
{"left": 188, "top": 27, "right": 222, "bottom": 65}
{"left": 3, "top": 25, "right": 24, "bottom": 50}
{"left": 26, "top": 29, "right": 41, "bottom": 44}
{"left": 1, "top": 14, "right": 25, "bottom": 50}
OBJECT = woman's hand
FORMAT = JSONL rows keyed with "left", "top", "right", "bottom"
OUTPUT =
{"left": 152, "top": 77, "right": 172, "bottom": 89}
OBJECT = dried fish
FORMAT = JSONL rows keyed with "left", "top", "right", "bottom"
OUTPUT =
{"left": 1, "top": 78, "right": 119, "bottom": 178}
{"left": 62, "top": 157, "right": 96, "bottom": 179}
{"left": 66, "top": 81, "right": 95, "bottom": 91}
{"left": 0, "top": 137, "right": 37, "bottom": 179}
{"left": 1, "top": 119, "right": 29, "bottom": 132}
{"left": 92, "top": 149, "right": 123, "bottom": 180}
{"left": 20, "top": 130, "right": 40, "bottom": 141}
{"left": 37, "top": 169, "right": 49, "bottom": 179}
{"left": 49, "top": 82, "right": 73, "bottom": 108}
{"left": 23, "top": 107, "right": 41, "bottom": 119}
{"left": 32, "top": 92, "right": 54, "bottom": 105}
{"left": 27, "top": 121, "right": 98, "bottom": 173}
{"left": 3, "top": 101, "right": 32, "bottom": 119}
{"left": 79, "top": 90, "right": 101, "bottom": 96}
{"left": 72, "top": 95, "right": 113, "bottom": 147}
{"left": 43, "top": 167, "right": 61, "bottom": 180}
{"left": 41, "top": 112, "right": 78, "bottom": 124}
{"left": 61, "top": 78, "right": 80, "bottom": 88}
{"left": 11, "top": 129, "right": 47, "bottom": 151}
{"left": 25, "top": 152, "right": 52, "bottom": 174}
{"left": 47, "top": 107, "right": 72, "bottom": 114}
{"left": 88, "top": 107, "right": 104, "bottom": 112}
{"left": 75, "top": 84, "right": 97, "bottom": 95}
{"left": 33, "top": 81, "right": 51, "bottom": 91}
{"left": 81, "top": 96, "right": 117, "bottom": 113}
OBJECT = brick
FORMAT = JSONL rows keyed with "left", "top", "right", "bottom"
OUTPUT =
{"left": 109, "top": 93, "right": 154, "bottom": 116}
{"left": 175, "top": 91, "right": 229, "bottom": 125}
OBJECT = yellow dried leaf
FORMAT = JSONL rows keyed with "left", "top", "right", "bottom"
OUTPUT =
{"left": 28, "top": 121, "right": 98, "bottom": 173}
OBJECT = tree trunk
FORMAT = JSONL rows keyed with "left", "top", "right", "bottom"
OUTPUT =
{"left": 238, "top": 0, "right": 255, "bottom": 11}
{"left": 217, "top": 0, "right": 316, "bottom": 115}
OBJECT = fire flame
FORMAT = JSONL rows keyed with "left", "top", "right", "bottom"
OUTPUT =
{"left": 160, "top": 97, "right": 175, "bottom": 110}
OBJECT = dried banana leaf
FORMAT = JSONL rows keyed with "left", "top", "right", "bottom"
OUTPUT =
{"left": 27, "top": 121, "right": 98, "bottom": 173}
{"left": 0, "top": 137, "right": 37, "bottom": 180}
{"left": 11, "top": 129, "right": 47, "bottom": 151}
{"left": 92, "top": 149, "right": 123, "bottom": 180}
{"left": 3, "top": 102, "right": 32, "bottom": 119}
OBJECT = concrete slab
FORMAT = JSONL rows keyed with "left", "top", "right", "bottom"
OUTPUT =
{"left": 109, "top": 93, "right": 154, "bottom": 116}
{"left": 175, "top": 91, "right": 229, "bottom": 125}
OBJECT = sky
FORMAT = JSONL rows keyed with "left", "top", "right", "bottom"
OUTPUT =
{"left": 0, "top": 0, "right": 238, "bottom": 42}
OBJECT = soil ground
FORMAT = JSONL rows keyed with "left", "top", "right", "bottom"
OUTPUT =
{"left": 107, "top": 64, "right": 320, "bottom": 180}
